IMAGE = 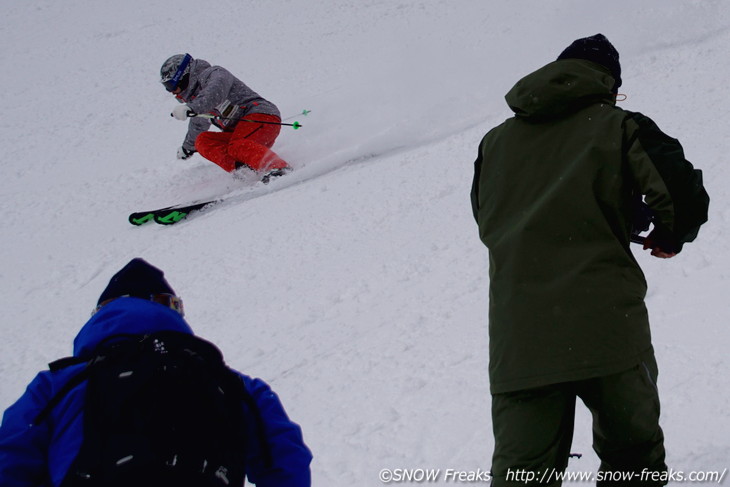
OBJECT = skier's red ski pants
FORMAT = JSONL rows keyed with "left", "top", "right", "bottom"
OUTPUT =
{"left": 195, "top": 113, "right": 289, "bottom": 173}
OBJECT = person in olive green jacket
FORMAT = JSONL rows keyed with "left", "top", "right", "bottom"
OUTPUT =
{"left": 471, "top": 34, "right": 709, "bottom": 486}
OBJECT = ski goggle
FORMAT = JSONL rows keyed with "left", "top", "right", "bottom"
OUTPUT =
{"left": 161, "top": 53, "right": 192, "bottom": 92}
{"left": 93, "top": 293, "right": 185, "bottom": 317}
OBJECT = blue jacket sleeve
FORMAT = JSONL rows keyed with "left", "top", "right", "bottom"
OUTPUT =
{"left": 0, "top": 366, "right": 86, "bottom": 487}
{"left": 240, "top": 375, "right": 312, "bottom": 487}
{"left": 0, "top": 373, "right": 53, "bottom": 486}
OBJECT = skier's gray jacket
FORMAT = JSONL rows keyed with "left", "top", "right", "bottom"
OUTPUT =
{"left": 175, "top": 59, "right": 281, "bottom": 152}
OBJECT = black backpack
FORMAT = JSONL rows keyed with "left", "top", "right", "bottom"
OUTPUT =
{"left": 34, "top": 331, "right": 269, "bottom": 487}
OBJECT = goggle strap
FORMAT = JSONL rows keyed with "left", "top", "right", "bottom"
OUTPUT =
{"left": 162, "top": 53, "right": 192, "bottom": 91}
{"left": 92, "top": 294, "right": 185, "bottom": 317}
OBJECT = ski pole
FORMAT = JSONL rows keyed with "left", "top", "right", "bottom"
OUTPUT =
{"left": 282, "top": 109, "right": 311, "bottom": 121}
{"left": 184, "top": 111, "right": 303, "bottom": 129}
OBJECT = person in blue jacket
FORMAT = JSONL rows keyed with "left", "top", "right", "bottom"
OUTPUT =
{"left": 0, "top": 258, "right": 312, "bottom": 487}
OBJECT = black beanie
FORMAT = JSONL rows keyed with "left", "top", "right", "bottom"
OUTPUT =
{"left": 557, "top": 33, "right": 621, "bottom": 92}
{"left": 97, "top": 258, "right": 176, "bottom": 305}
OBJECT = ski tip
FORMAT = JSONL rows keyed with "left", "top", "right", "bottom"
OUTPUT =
{"left": 129, "top": 213, "right": 155, "bottom": 226}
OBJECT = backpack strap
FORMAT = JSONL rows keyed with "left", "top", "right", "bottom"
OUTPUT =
{"left": 32, "top": 335, "right": 142, "bottom": 426}
{"left": 48, "top": 356, "right": 87, "bottom": 371}
{"left": 32, "top": 363, "right": 92, "bottom": 426}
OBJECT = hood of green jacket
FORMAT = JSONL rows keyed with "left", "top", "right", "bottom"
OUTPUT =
{"left": 506, "top": 59, "right": 617, "bottom": 121}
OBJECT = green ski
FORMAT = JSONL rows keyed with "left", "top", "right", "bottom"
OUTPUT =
{"left": 129, "top": 200, "right": 220, "bottom": 226}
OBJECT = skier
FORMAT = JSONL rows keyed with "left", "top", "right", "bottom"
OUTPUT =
{"left": 471, "top": 34, "right": 709, "bottom": 485}
{"left": 0, "top": 258, "right": 312, "bottom": 486}
{"left": 161, "top": 53, "right": 291, "bottom": 182}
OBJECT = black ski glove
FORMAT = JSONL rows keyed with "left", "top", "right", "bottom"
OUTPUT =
{"left": 177, "top": 147, "right": 196, "bottom": 160}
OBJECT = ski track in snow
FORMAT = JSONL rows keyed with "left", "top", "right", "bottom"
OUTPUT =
{"left": 1, "top": 1, "right": 729, "bottom": 485}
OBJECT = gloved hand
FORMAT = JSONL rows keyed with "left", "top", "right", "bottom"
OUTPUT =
{"left": 177, "top": 147, "right": 196, "bottom": 160}
{"left": 171, "top": 105, "right": 194, "bottom": 120}
{"left": 642, "top": 224, "right": 681, "bottom": 258}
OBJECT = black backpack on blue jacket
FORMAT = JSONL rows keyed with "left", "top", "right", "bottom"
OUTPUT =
{"left": 34, "top": 331, "right": 269, "bottom": 487}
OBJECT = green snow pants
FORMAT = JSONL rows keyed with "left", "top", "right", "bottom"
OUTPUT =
{"left": 490, "top": 353, "right": 667, "bottom": 486}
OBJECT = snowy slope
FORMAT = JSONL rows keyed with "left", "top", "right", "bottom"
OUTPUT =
{"left": 1, "top": 1, "right": 728, "bottom": 485}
